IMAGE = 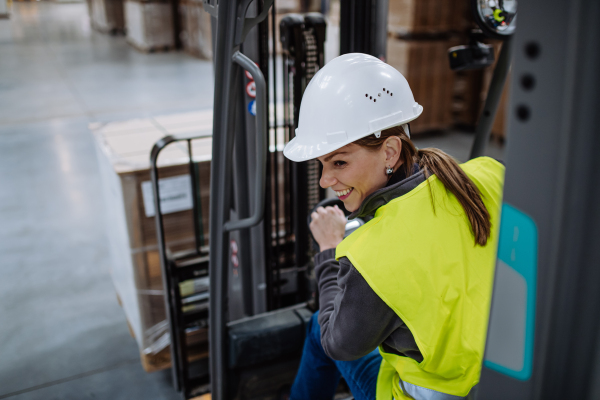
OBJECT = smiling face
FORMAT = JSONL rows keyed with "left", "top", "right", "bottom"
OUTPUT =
{"left": 317, "top": 138, "right": 403, "bottom": 212}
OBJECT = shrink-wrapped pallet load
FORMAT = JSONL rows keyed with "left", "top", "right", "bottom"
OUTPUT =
{"left": 92, "top": 110, "right": 213, "bottom": 371}
{"left": 92, "top": 110, "right": 287, "bottom": 371}
{"left": 178, "top": 0, "right": 212, "bottom": 60}
{"left": 125, "top": 0, "right": 174, "bottom": 52}
{"left": 0, "top": 0, "right": 9, "bottom": 19}
{"left": 89, "top": 0, "right": 126, "bottom": 34}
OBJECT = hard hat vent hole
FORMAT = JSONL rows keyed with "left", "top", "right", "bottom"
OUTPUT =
{"left": 387, "top": 90, "right": 389, "bottom": 94}
{"left": 365, "top": 94, "right": 368, "bottom": 97}
{"left": 370, "top": 96, "right": 372, "bottom": 99}
{"left": 391, "top": 93, "right": 393, "bottom": 96}
{"left": 374, "top": 99, "right": 376, "bottom": 102}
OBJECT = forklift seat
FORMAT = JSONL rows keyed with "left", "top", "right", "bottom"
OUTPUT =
{"left": 228, "top": 305, "right": 313, "bottom": 369}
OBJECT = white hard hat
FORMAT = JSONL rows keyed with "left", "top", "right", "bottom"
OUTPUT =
{"left": 283, "top": 53, "right": 423, "bottom": 162}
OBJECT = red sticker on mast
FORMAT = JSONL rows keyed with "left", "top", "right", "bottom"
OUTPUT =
{"left": 246, "top": 81, "right": 256, "bottom": 98}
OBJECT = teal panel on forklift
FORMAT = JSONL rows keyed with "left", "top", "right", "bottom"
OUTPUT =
{"left": 484, "top": 203, "right": 538, "bottom": 381}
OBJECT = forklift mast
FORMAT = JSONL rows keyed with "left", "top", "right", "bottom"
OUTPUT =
{"left": 340, "top": 0, "right": 388, "bottom": 60}
{"left": 279, "top": 13, "right": 327, "bottom": 309}
{"left": 151, "top": 0, "right": 418, "bottom": 398}
{"left": 478, "top": 0, "right": 600, "bottom": 398}
{"left": 206, "top": 0, "right": 330, "bottom": 399}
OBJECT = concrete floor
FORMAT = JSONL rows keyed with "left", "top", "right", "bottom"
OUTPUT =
{"left": 0, "top": 3, "right": 213, "bottom": 399}
{"left": 0, "top": 3, "right": 503, "bottom": 400}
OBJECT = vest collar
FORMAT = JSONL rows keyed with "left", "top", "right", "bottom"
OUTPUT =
{"left": 349, "top": 164, "right": 426, "bottom": 220}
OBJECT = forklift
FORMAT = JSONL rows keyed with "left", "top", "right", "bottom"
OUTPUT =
{"left": 151, "top": 0, "right": 600, "bottom": 398}
{"left": 150, "top": 0, "right": 390, "bottom": 397}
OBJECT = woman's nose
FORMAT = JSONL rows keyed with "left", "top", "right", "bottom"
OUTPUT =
{"left": 320, "top": 168, "right": 337, "bottom": 189}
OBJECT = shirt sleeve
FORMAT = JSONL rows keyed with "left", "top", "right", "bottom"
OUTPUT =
{"left": 314, "top": 249, "right": 420, "bottom": 361}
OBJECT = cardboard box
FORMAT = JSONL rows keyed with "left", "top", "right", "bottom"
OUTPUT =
{"left": 388, "top": 0, "right": 470, "bottom": 36}
{"left": 179, "top": 0, "right": 212, "bottom": 60}
{"left": 0, "top": 0, "right": 9, "bottom": 18}
{"left": 93, "top": 111, "right": 287, "bottom": 371}
{"left": 125, "top": 0, "right": 174, "bottom": 52}
{"left": 387, "top": 37, "right": 460, "bottom": 134}
{"left": 92, "top": 110, "right": 213, "bottom": 371}
{"left": 89, "top": 0, "right": 126, "bottom": 34}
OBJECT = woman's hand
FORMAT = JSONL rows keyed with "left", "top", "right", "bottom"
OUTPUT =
{"left": 310, "top": 205, "right": 347, "bottom": 251}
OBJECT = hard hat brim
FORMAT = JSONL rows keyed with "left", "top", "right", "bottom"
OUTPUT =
{"left": 282, "top": 111, "right": 422, "bottom": 162}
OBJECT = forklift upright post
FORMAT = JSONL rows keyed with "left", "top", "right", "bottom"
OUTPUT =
{"left": 209, "top": 0, "right": 273, "bottom": 398}
{"left": 209, "top": 2, "right": 242, "bottom": 398}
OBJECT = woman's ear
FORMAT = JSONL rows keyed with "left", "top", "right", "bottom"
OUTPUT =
{"left": 383, "top": 136, "right": 402, "bottom": 165}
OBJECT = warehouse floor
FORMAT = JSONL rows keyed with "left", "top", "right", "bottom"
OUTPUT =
{"left": 0, "top": 3, "right": 503, "bottom": 400}
{"left": 0, "top": 3, "right": 212, "bottom": 400}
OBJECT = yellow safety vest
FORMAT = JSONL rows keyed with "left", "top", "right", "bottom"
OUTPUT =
{"left": 336, "top": 157, "right": 504, "bottom": 400}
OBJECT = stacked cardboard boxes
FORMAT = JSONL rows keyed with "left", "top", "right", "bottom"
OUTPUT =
{"left": 386, "top": 0, "right": 469, "bottom": 135}
{"left": 388, "top": 0, "right": 470, "bottom": 37}
{"left": 89, "top": 0, "right": 126, "bottom": 34}
{"left": 125, "top": 0, "right": 175, "bottom": 52}
{"left": 387, "top": 37, "right": 460, "bottom": 134}
{"left": 0, "top": 0, "right": 9, "bottom": 19}
{"left": 93, "top": 111, "right": 287, "bottom": 372}
{"left": 92, "top": 110, "right": 213, "bottom": 371}
{"left": 179, "top": 0, "right": 212, "bottom": 60}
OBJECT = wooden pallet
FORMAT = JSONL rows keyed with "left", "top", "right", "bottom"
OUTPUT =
{"left": 126, "top": 39, "right": 175, "bottom": 53}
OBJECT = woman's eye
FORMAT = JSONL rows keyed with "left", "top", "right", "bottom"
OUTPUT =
{"left": 334, "top": 161, "right": 346, "bottom": 167}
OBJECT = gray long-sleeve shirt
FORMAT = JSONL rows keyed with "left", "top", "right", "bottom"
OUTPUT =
{"left": 315, "top": 166, "right": 426, "bottom": 362}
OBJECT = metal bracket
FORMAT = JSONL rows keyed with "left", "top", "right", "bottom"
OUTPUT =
{"left": 202, "top": 0, "right": 218, "bottom": 17}
{"left": 235, "top": 0, "right": 275, "bottom": 45}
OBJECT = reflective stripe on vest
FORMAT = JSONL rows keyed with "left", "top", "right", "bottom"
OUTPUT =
{"left": 398, "top": 378, "right": 476, "bottom": 400}
{"left": 337, "top": 157, "right": 505, "bottom": 399}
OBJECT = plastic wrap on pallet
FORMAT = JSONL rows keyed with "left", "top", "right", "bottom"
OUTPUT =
{"left": 0, "top": 0, "right": 9, "bottom": 18}
{"left": 91, "top": 111, "right": 213, "bottom": 371}
{"left": 125, "top": 0, "right": 174, "bottom": 52}
{"left": 179, "top": 0, "right": 213, "bottom": 60}
{"left": 89, "top": 0, "right": 125, "bottom": 34}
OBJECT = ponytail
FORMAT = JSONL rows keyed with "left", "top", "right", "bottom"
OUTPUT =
{"left": 416, "top": 147, "right": 490, "bottom": 246}
{"left": 354, "top": 125, "right": 491, "bottom": 246}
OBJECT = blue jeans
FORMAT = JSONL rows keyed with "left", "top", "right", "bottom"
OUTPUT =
{"left": 290, "top": 312, "right": 382, "bottom": 400}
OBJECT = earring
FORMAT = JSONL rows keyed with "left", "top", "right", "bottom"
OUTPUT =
{"left": 386, "top": 166, "right": 394, "bottom": 175}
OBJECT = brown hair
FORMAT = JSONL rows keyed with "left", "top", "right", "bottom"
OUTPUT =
{"left": 354, "top": 125, "right": 491, "bottom": 246}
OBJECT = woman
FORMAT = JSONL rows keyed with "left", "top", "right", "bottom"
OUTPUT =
{"left": 282, "top": 54, "right": 504, "bottom": 400}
